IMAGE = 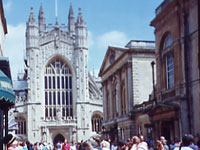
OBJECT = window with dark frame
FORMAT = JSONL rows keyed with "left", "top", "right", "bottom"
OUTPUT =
{"left": 44, "top": 59, "right": 73, "bottom": 120}
{"left": 162, "top": 33, "right": 175, "bottom": 90}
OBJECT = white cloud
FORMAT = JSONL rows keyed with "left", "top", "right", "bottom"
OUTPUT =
{"left": 4, "top": 0, "right": 13, "bottom": 14}
{"left": 88, "top": 30, "right": 131, "bottom": 74}
{"left": 97, "top": 31, "right": 129, "bottom": 48}
{"left": 5, "top": 23, "right": 26, "bottom": 80}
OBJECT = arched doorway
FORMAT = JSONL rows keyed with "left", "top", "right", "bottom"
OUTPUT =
{"left": 53, "top": 134, "right": 65, "bottom": 145}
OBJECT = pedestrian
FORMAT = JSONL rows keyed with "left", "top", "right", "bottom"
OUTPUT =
{"left": 130, "top": 136, "right": 140, "bottom": 150}
{"left": 47, "top": 142, "right": 53, "bottom": 150}
{"left": 188, "top": 134, "right": 198, "bottom": 150}
{"left": 101, "top": 140, "right": 110, "bottom": 150}
{"left": 156, "top": 140, "right": 165, "bottom": 150}
{"left": 62, "top": 140, "right": 70, "bottom": 150}
{"left": 71, "top": 141, "right": 76, "bottom": 150}
{"left": 160, "top": 136, "right": 169, "bottom": 150}
{"left": 56, "top": 141, "right": 62, "bottom": 150}
{"left": 174, "top": 135, "right": 193, "bottom": 150}
{"left": 79, "top": 140, "right": 84, "bottom": 150}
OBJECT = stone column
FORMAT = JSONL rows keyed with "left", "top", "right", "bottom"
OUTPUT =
{"left": 116, "top": 74, "right": 120, "bottom": 117}
{"left": 127, "top": 59, "right": 133, "bottom": 112}
{"left": 108, "top": 77, "right": 113, "bottom": 118}
{"left": 117, "top": 70, "right": 122, "bottom": 116}
{"left": 102, "top": 82, "right": 107, "bottom": 120}
{"left": 123, "top": 64, "right": 128, "bottom": 114}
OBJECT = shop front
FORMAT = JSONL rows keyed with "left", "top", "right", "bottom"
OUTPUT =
{"left": 0, "top": 67, "right": 15, "bottom": 149}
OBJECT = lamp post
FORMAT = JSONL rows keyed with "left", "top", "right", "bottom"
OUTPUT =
{"left": 151, "top": 61, "right": 156, "bottom": 103}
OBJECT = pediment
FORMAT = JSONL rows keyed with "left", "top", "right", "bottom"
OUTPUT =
{"left": 99, "top": 46, "right": 126, "bottom": 76}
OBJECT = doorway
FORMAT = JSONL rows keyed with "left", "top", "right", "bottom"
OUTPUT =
{"left": 53, "top": 134, "right": 65, "bottom": 145}
{"left": 161, "top": 120, "right": 173, "bottom": 142}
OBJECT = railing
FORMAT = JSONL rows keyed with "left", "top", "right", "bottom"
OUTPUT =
{"left": 156, "top": 0, "right": 173, "bottom": 15}
{"left": 126, "top": 40, "right": 155, "bottom": 50}
{"left": 133, "top": 100, "right": 154, "bottom": 113}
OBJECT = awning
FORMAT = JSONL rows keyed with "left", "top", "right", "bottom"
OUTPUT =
{"left": 0, "top": 70, "right": 15, "bottom": 109}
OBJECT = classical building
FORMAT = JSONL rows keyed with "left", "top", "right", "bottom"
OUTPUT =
{"left": 12, "top": 4, "right": 103, "bottom": 144}
{"left": 99, "top": 40, "right": 155, "bottom": 141}
{"left": 149, "top": 0, "right": 200, "bottom": 142}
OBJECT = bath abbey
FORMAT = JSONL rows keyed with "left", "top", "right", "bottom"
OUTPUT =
{"left": 12, "top": 4, "right": 103, "bottom": 144}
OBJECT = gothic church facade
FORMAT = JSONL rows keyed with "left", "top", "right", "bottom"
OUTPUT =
{"left": 14, "top": 4, "right": 103, "bottom": 144}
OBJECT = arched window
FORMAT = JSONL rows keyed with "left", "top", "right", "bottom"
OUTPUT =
{"left": 163, "top": 33, "right": 173, "bottom": 50}
{"left": 162, "top": 33, "right": 174, "bottom": 89}
{"left": 15, "top": 117, "right": 26, "bottom": 135}
{"left": 91, "top": 114, "right": 103, "bottom": 133}
{"left": 44, "top": 59, "right": 73, "bottom": 120}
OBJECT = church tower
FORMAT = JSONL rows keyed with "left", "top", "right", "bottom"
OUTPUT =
{"left": 74, "top": 8, "right": 90, "bottom": 140}
{"left": 26, "top": 7, "right": 42, "bottom": 141}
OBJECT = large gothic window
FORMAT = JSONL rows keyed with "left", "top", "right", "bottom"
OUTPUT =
{"left": 44, "top": 59, "right": 73, "bottom": 120}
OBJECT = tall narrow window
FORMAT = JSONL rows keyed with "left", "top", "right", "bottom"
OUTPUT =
{"left": 49, "top": 92, "right": 52, "bottom": 105}
{"left": 53, "top": 77, "right": 55, "bottom": 89}
{"left": 162, "top": 33, "right": 174, "bottom": 89}
{"left": 166, "top": 53, "right": 174, "bottom": 89}
{"left": 53, "top": 92, "right": 56, "bottom": 105}
{"left": 44, "top": 59, "right": 73, "bottom": 120}
{"left": 58, "top": 92, "right": 60, "bottom": 105}
{"left": 45, "top": 92, "right": 48, "bottom": 105}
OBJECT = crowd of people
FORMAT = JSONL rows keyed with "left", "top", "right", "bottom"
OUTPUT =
{"left": 7, "top": 134, "right": 200, "bottom": 150}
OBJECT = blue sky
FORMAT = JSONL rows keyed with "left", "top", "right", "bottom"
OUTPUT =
{"left": 3, "top": 0, "right": 163, "bottom": 80}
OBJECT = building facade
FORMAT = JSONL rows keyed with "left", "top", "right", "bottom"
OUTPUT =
{"left": 150, "top": 0, "right": 200, "bottom": 142}
{"left": 99, "top": 40, "right": 155, "bottom": 141}
{"left": 12, "top": 4, "right": 103, "bottom": 144}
